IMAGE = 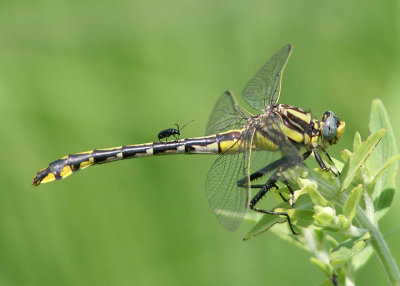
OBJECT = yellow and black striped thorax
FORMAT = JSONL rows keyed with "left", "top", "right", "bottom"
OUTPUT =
{"left": 273, "top": 104, "right": 313, "bottom": 147}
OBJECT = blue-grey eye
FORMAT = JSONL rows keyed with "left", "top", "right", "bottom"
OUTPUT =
{"left": 323, "top": 117, "right": 337, "bottom": 140}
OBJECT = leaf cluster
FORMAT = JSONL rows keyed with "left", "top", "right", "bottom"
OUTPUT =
{"left": 244, "top": 100, "right": 399, "bottom": 285}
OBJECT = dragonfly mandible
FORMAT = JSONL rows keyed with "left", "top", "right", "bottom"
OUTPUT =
{"left": 33, "top": 45, "right": 345, "bottom": 234}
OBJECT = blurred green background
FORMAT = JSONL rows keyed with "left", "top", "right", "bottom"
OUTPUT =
{"left": 1, "top": 0, "right": 399, "bottom": 285}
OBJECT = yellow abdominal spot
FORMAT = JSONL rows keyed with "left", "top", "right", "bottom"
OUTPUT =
{"left": 219, "top": 139, "right": 241, "bottom": 153}
{"left": 79, "top": 158, "right": 94, "bottom": 169}
{"left": 41, "top": 173, "right": 56, "bottom": 184}
{"left": 60, "top": 165, "right": 73, "bottom": 179}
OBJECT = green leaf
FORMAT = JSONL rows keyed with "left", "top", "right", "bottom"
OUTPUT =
{"left": 326, "top": 235, "right": 339, "bottom": 248}
{"left": 309, "top": 168, "right": 341, "bottom": 200}
{"left": 302, "top": 183, "right": 332, "bottom": 207}
{"left": 310, "top": 257, "right": 333, "bottom": 277}
{"left": 313, "top": 206, "right": 336, "bottom": 226}
{"left": 353, "top": 132, "right": 362, "bottom": 151}
{"left": 343, "top": 184, "right": 363, "bottom": 222}
{"left": 244, "top": 211, "right": 286, "bottom": 241}
{"left": 244, "top": 207, "right": 314, "bottom": 240}
{"left": 369, "top": 154, "right": 400, "bottom": 220}
{"left": 336, "top": 269, "right": 348, "bottom": 286}
{"left": 340, "top": 129, "right": 386, "bottom": 192}
{"left": 281, "top": 208, "right": 315, "bottom": 228}
{"left": 366, "top": 99, "right": 398, "bottom": 219}
{"left": 337, "top": 214, "right": 350, "bottom": 230}
{"left": 370, "top": 154, "right": 400, "bottom": 187}
{"left": 341, "top": 149, "right": 352, "bottom": 163}
{"left": 330, "top": 233, "right": 370, "bottom": 267}
{"left": 352, "top": 245, "right": 374, "bottom": 271}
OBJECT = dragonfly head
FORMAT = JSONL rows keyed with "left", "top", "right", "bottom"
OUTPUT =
{"left": 321, "top": 111, "right": 345, "bottom": 146}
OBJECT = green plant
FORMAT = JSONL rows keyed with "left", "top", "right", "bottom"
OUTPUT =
{"left": 244, "top": 99, "right": 400, "bottom": 286}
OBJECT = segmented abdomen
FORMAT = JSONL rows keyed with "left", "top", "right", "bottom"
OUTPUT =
{"left": 32, "top": 131, "right": 244, "bottom": 186}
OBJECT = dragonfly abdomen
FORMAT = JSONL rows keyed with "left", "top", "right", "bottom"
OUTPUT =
{"left": 33, "top": 147, "right": 141, "bottom": 186}
{"left": 33, "top": 131, "right": 244, "bottom": 186}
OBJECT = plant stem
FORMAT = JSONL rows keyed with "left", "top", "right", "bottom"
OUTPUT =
{"left": 356, "top": 206, "right": 400, "bottom": 285}
{"left": 334, "top": 192, "right": 400, "bottom": 285}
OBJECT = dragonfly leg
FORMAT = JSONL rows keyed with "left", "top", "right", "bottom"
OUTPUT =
{"left": 237, "top": 152, "right": 302, "bottom": 187}
{"left": 321, "top": 148, "right": 340, "bottom": 176}
{"left": 237, "top": 150, "right": 311, "bottom": 200}
{"left": 313, "top": 146, "right": 328, "bottom": 171}
{"left": 279, "top": 193, "right": 289, "bottom": 203}
{"left": 251, "top": 178, "right": 293, "bottom": 205}
{"left": 249, "top": 175, "right": 298, "bottom": 235}
{"left": 277, "top": 179, "right": 295, "bottom": 207}
{"left": 236, "top": 151, "right": 312, "bottom": 235}
{"left": 314, "top": 147, "right": 339, "bottom": 176}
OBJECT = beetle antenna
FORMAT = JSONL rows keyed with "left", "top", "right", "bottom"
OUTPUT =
{"left": 179, "top": 120, "right": 194, "bottom": 132}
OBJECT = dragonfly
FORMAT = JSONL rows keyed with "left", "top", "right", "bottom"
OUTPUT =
{"left": 33, "top": 45, "right": 345, "bottom": 234}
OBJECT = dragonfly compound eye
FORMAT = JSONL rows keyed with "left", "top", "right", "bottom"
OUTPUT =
{"left": 322, "top": 116, "right": 337, "bottom": 140}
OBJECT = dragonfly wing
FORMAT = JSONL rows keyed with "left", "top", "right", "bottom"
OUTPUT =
{"left": 205, "top": 128, "right": 254, "bottom": 231}
{"left": 205, "top": 90, "right": 252, "bottom": 136}
{"left": 241, "top": 45, "right": 293, "bottom": 110}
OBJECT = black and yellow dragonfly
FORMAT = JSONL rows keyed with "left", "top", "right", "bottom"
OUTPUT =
{"left": 33, "top": 45, "right": 345, "bottom": 234}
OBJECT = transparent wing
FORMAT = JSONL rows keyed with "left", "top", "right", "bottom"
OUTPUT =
{"left": 206, "top": 111, "right": 304, "bottom": 231}
{"left": 205, "top": 90, "right": 252, "bottom": 136}
{"left": 241, "top": 45, "right": 293, "bottom": 111}
{"left": 205, "top": 128, "right": 255, "bottom": 231}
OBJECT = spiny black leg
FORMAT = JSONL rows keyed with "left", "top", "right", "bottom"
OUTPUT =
{"left": 249, "top": 176, "right": 278, "bottom": 207}
{"left": 285, "top": 180, "right": 294, "bottom": 196}
{"left": 235, "top": 152, "right": 312, "bottom": 235}
{"left": 280, "top": 179, "right": 296, "bottom": 208}
{"left": 250, "top": 180, "right": 298, "bottom": 235}
{"left": 330, "top": 168, "right": 339, "bottom": 177}
{"left": 237, "top": 151, "right": 311, "bottom": 188}
{"left": 251, "top": 207, "right": 297, "bottom": 235}
{"left": 315, "top": 147, "right": 340, "bottom": 176}
{"left": 322, "top": 149, "right": 341, "bottom": 176}
{"left": 249, "top": 175, "right": 298, "bottom": 235}
{"left": 313, "top": 146, "right": 328, "bottom": 171}
{"left": 322, "top": 148, "right": 333, "bottom": 162}
{"left": 279, "top": 193, "right": 290, "bottom": 203}
{"left": 249, "top": 182, "right": 289, "bottom": 205}
{"left": 247, "top": 182, "right": 278, "bottom": 189}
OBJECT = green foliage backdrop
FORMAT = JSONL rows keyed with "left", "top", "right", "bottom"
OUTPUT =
{"left": 0, "top": 0, "right": 399, "bottom": 285}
